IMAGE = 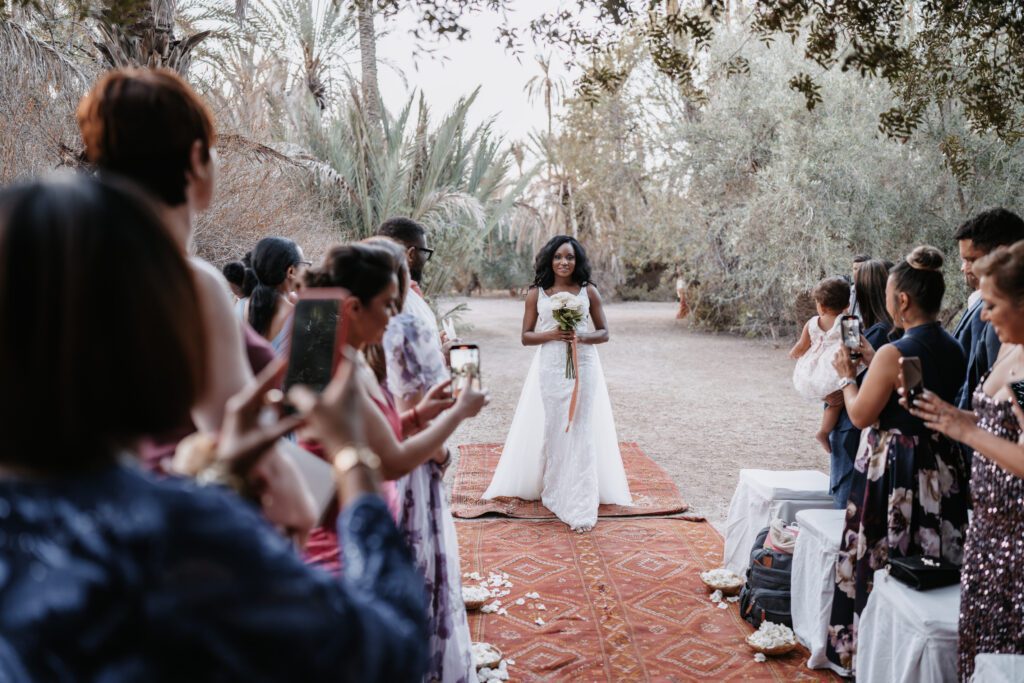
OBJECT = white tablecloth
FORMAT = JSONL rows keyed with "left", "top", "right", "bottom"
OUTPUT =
{"left": 791, "top": 508, "right": 848, "bottom": 677}
{"left": 856, "top": 569, "right": 960, "bottom": 683}
{"left": 723, "top": 469, "right": 833, "bottom": 574}
{"left": 972, "top": 654, "right": 1024, "bottom": 682}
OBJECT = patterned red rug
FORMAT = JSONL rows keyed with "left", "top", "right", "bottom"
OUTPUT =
{"left": 452, "top": 442, "right": 689, "bottom": 519}
{"left": 458, "top": 518, "right": 838, "bottom": 682}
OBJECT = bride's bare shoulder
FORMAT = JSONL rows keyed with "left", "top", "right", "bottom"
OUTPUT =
{"left": 525, "top": 287, "right": 540, "bottom": 305}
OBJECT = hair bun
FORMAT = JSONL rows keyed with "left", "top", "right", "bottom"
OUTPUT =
{"left": 906, "top": 245, "right": 944, "bottom": 272}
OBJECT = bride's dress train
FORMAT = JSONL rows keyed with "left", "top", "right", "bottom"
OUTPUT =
{"left": 483, "top": 286, "right": 631, "bottom": 530}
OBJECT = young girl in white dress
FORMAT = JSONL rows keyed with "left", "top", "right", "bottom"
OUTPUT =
{"left": 483, "top": 236, "right": 632, "bottom": 532}
{"left": 790, "top": 276, "right": 853, "bottom": 452}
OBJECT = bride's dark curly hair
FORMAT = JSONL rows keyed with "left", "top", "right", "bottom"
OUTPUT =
{"left": 533, "top": 235, "right": 592, "bottom": 289}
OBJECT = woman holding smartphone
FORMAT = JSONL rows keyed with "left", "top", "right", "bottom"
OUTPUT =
{"left": 0, "top": 174, "right": 428, "bottom": 681}
{"left": 300, "top": 244, "right": 489, "bottom": 567}
{"left": 828, "top": 260, "right": 894, "bottom": 508}
{"left": 824, "top": 246, "right": 968, "bottom": 675}
{"left": 905, "top": 242, "right": 1024, "bottom": 681}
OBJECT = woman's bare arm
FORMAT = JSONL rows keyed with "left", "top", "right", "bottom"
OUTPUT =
{"left": 842, "top": 344, "right": 901, "bottom": 429}
{"left": 521, "top": 288, "right": 570, "bottom": 346}
{"left": 363, "top": 381, "right": 486, "bottom": 480}
{"left": 579, "top": 286, "right": 609, "bottom": 345}
{"left": 190, "top": 260, "right": 253, "bottom": 431}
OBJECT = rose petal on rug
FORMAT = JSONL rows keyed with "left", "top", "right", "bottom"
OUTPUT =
{"left": 453, "top": 442, "right": 689, "bottom": 519}
{"left": 458, "top": 518, "right": 839, "bottom": 682}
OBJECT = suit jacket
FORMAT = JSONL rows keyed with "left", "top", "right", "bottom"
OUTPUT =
{"left": 953, "top": 299, "right": 1002, "bottom": 408}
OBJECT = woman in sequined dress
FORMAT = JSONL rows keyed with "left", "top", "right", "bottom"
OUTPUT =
{"left": 910, "top": 242, "right": 1024, "bottom": 680}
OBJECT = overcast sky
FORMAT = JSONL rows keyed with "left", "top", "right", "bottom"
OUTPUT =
{"left": 375, "top": 3, "right": 580, "bottom": 143}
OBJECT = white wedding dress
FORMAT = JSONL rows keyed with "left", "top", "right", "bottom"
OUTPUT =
{"left": 483, "top": 285, "right": 632, "bottom": 530}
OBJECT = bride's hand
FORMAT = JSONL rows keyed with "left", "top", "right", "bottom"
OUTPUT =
{"left": 550, "top": 328, "right": 575, "bottom": 343}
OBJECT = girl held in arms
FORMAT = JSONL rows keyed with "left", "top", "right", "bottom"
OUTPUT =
{"left": 791, "top": 277, "right": 854, "bottom": 453}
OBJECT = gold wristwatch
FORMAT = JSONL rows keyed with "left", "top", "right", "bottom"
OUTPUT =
{"left": 332, "top": 445, "right": 382, "bottom": 475}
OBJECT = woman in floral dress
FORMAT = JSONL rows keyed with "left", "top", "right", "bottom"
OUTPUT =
{"left": 373, "top": 237, "right": 478, "bottom": 683}
{"left": 826, "top": 246, "right": 969, "bottom": 673}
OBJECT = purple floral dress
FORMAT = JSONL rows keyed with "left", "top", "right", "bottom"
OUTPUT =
{"left": 384, "top": 310, "right": 475, "bottom": 683}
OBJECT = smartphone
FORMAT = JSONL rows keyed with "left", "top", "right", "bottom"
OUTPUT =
{"left": 282, "top": 288, "right": 349, "bottom": 399}
{"left": 449, "top": 343, "right": 481, "bottom": 397}
{"left": 900, "top": 356, "right": 924, "bottom": 403}
{"left": 841, "top": 315, "right": 862, "bottom": 361}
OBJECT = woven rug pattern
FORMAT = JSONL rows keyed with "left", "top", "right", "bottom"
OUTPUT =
{"left": 458, "top": 519, "right": 837, "bottom": 682}
{"left": 452, "top": 442, "right": 688, "bottom": 519}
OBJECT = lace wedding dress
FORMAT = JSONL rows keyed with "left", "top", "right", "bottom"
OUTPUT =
{"left": 483, "top": 285, "right": 632, "bottom": 530}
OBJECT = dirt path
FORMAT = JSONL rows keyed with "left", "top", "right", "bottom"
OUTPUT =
{"left": 444, "top": 296, "right": 828, "bottom": 530}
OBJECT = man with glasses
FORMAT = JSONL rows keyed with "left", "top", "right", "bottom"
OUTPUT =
{"left": 377, "top": 217, "right": 439, "bottom": 338}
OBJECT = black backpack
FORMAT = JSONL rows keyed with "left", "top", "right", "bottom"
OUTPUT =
{"left": 739, "top": 526, "right": 793, "bottom": 628}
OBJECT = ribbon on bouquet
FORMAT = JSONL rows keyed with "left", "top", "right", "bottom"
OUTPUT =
{"left": 565, "top": 338, "right": 580, "bottom": 432}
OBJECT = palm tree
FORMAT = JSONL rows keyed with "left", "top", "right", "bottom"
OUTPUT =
{"left": 292, "top": 88, "right": 532, "bottom": 296}
{"left": 355, "top": 0, "right": 382, "bottom": 131}
{"left": 240, "top": 0, "right": 357, "bottom": 109}
{"left": 94, "top": 0, "right": 210, "bottom": 74}
{"left": 523, "top": 54, "right": 566, "bottom": 144}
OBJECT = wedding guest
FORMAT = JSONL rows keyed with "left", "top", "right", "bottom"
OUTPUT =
{"left": 77, "top": 68, "right": 312, "bottom": 533}
{"left": 907, "top": 242, "right": 1024, "bottom": 680}
{"left": 237, "top": 236, "right": 310, "bottom": 354}
{"left": 824, "top": 246, "right": 969, "bottom": 674}
{"left": 849, "top": 253, "right": 871, "bottom": 317}
{"left": 377, "top": 217, "right": 441, "bottom": 343}
{"left": 0, "top": 174, "right": 428, "bottom": 681}
{"left": 223, "top": 254, "right": 249, "bottom": 300}
{"left": 827, "top": 259, "right": 894, "bottom": 507}
{"left": 370, "top": 235, "right": 477, "bottom": 682}
{"left": 952, "top": 208, "right": 1024, "bottom": 407}
{"left": 301, "top": 243, "right": 488, "bottom": 572}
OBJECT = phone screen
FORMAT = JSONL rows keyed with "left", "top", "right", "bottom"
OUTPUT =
{"left": 841, "top": 316, "right": 862, "bottom": 349}
{"left": 450, "top": 345, "right": 480, "bottom": 396}
{"left": 900, "top": 356, "right": 924, "bottom": 401}
{"left": 283, "top": 298, "right": 343, "bottom": 395}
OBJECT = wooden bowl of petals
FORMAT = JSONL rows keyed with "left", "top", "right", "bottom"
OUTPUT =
{"left": 745, "top": 638, "right": 798, "bottom": 657}
{"left": 699, "top": 569, "right": 744, "bottom": 596}
{"left": 746, "top": 622, "right": 798, "bottom": 656}
{"left": 472, "top": 642, "right": 502, "bottom": 670}
{"left": 462, "top": 585, "right": 490, "bottom": 611}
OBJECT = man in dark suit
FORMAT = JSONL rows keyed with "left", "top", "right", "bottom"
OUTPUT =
{"left": 952, "top": 208, "right": 1024, "bottom": 408}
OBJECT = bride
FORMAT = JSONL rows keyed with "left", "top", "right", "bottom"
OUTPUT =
{"left": 483, "top": 236, "right": 631, "bottom": 531}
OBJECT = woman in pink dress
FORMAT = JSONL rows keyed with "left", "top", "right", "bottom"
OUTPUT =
{"left": 301, "top": 243, "right": 488, "bottom": 573}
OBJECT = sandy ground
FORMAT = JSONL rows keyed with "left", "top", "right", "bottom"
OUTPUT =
{"left": 443, "top": 296, "right": 829, "bottom": 531}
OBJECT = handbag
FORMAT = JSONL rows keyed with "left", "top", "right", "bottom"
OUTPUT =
{"left": 886, "top": 555, "right": 960, "bottom": 591}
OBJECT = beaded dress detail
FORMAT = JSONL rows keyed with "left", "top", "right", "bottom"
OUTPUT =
{"left": 958, "top": 377, "right": 1024, "bottom": 681}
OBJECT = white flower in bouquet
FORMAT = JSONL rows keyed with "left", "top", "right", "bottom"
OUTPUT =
{"left": 549, "top": 292, "right": 585, "bottom": 379}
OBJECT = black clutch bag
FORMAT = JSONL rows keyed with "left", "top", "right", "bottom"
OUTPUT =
{"left": 886, "top": 556, "right": 960, "bottom": 591}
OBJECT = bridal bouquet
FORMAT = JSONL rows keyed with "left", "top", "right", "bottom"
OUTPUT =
{"left": 549, "top": 292, "right": 585, "bottom": 379}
